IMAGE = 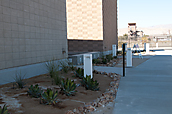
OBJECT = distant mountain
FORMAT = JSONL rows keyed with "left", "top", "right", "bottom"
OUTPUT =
{"left": 118, "top": 24, "right": 172, "bottom": 36}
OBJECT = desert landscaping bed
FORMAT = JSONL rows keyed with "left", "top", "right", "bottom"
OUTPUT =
{"left": 92, "top": 54, "right": 122, "bottom": 67}
{"left": 0, "top": 69, "right": 121, "bottom": 114}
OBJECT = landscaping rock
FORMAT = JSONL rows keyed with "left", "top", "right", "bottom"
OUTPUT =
{"left": 66, "top": 110, "right": 74, "bottom": 114}
{"left": 85, "top": 105, "right": 96, "bottom": 111}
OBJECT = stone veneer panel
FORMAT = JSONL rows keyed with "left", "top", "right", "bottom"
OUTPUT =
{"left": 0, "top": 0, "right": 67, "bottom": 70}
{"left": 68, "top": 39, "right": 103, "bottom": 52}
{"left": 66, "top": 0, "right": 103, "bottom": 40}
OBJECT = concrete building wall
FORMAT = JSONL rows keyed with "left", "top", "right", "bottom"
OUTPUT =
{"left": 67, "top": 0, "right": 118, "bottom": 53}
{"left": 0, "top": 0, "right": 67, "bottom": 70}
{"left": 102, "top": 0, "right": 118, "bottom": 51}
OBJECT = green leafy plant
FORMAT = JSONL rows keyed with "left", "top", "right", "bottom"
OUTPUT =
{"left": 74, "top": 68, "right": 84, "bottom": 79}
{"left": 106, "top": 54, "right": 113, "bottom": 62}
{"left": 113, "top": 56, "right": 117, "bottom": 59}
{"left": 59, "top": 60, "right": 69, "bottom": 73}
{"left": 81, "top": 75, "right": 99, "bottom": 91}
{"left": 102, "top": 58, "right": 107, "bottom": 64}
{"left": 69, "top": 65, "right": 75, "bottom": 71}
{"left": 41, "top": 88, "right": 59, "bottom": 105}
{"left": 27, "top": 84, "right": 43, "bottom": 98}
{"left": 68, "top": 60, "right": 76, "bottom": 71}
{"left": 92, "top": 59, "right": 101, "bottom": 64}
{"left": 45, "top": 59, "right": 59, "bottom": 78}
{"left": 52, "top": 71, "right": 62, "bottom": 86}
{"left": 13, "top": 71, "right": 26, "bottom": 89}
{"left": 117, "top": 51, "right": 122, "bottom": 55}
{"left": 0, "top": 104, "right": 9, "bottom": 114}
{"left": 60, "top": 78, "right": 77, "bottom": 96}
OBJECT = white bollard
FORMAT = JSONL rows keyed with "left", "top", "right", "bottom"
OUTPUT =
{"left": 144, "top": 43, "right": 146, "bottom": 50}
{"left": 146, "top": 43, "right": 149, "bottom": 54}
{"left": 83, "top": 54, "right": 93, "bottom": 78}
{"left": 125, "top": 44, "right": 127, "bottom": 51}
{"left": 127, "top": 48, "right": 132, "bottom": 67}
{"left": 156, "top": 43, "right": 158, "bottom": 48}
{"left": 112, "top": 44, "right": 116, "bottom": 57}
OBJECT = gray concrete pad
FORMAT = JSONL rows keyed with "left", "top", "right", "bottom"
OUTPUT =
{"left": 112, "top": 55, "right": 172, "bottom": 114}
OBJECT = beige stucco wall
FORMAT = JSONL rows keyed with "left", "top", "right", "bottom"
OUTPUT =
{"left": 67, "top": 0, "right": 103, "bottom": 40}
{"left": 0, "top": 0, "right": 67, "bottom": 70}
{"left": 102, "top": 0, "right": 118, "bottom": 51}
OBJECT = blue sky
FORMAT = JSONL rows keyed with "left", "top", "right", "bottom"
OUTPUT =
{"left": 118, "top": 0, "right": 172, "bottom": 28}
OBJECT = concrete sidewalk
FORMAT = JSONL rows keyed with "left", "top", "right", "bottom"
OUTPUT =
{"left": 112, "top": 55, "right": 172, "bottom": 114}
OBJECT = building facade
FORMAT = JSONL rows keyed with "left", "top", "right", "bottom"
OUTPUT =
{"left": 0, "top": 0, "right": 67, "bottom": 70}
{"left": 67, "top": 0, "right": 118, "bottom": 53}
{"left": 0, "top": 0, "right": 67, "bottom": 84}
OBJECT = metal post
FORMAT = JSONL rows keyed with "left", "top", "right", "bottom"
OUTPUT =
{"left": 123, "top": 43, "right": 125, "bottom": 77}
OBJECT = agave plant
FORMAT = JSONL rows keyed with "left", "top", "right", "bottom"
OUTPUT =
{"left": 0, "top": 104, "right": 10, "bottom": 114}
{"left": 81, "top": 75, "right": 99, "bottom": 91}
{"left": 13, "top": 71, "right": 26, "bottom": 89}
{"left": 41, "top": 88, "right": 59, "bottom": 105}
{"left": 60, "top": 78, "right": 77, "bottom": 96}
{"left": 45, "top": 59, "right": 59, "bottom": 78}
{"left": 27, "top": 84, "right": 43, "bottom": 98}
{"left": 73, "top": 68, "right": 84, "bottom": 79}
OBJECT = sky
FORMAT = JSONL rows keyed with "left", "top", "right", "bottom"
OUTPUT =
{"left": 118, "top": 0, "right": 172, "bottom": 28}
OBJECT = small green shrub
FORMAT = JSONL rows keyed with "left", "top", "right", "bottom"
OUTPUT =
{"left": 45, "top": 59, "right": 59, "bottom": 78}
{"left": 106, "top": 54, "right": 113, "bottom": 62}
{"left": 0, "top": 104, "right": 10, "bottom": 114}
{"left": 102, "top": 58, "right": 107, "bottom": 64}
{"left": 60, "top": 78, "right": 77, "bottom": 96}
{"left": 52, "top": 71, "right": 62, "bottom": 86}
{"left": 41, "top": 88, "right": 59, "bottom": 105}
{"left": 69, "top": 64, "right": 75, "bottom": 71}
{"left": 113, "top": 56, "right": 117, "bottom": 59}
{"left": 27, "top": 84, "right": 43, "bottom": 98}
{"left": 117, "top": 51, "right": 122, "bottom": 55}
{"left": 81, "top": 75, "right": 99, "bottom": 91}
{"left": 13, "top": 71, "right": 26, "bottom": 89}
{"left": 59, "top": 61, "right": 69, "bottom": 73}
{"left": 92, "top": 59, "right": 101, "bottom": 64}
{"left": 92, "top": 59, "right": 96, "bottom": 64}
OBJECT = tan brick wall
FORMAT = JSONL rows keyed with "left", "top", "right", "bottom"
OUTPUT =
{"left": 66, "top": 0, "right": 118, "bottom": 53}
{"left": 102, "top": 0, "right": 118, "bottom": 51}
{"left": 67, "top": 0, "right": 103, "bottom": 40}
{"left": 0, "top": 0, "right": 67, "bottom": 70}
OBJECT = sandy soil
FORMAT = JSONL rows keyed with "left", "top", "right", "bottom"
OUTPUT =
{"left": 0, "top": 71, "right": 112, "bottom": 114}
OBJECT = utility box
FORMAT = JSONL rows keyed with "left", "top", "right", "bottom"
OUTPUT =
{"left": 72, "top": 54, "right": 83, "bottom": 65}
{"left": 83, "top": 54, "right": 93, "bottom": 78}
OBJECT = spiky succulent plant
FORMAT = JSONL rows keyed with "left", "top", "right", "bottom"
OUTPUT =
{"left": 41, "top": 88, "right": 59, "bottom": 105}
{"left": 0, "top": 105, "right": 10, "bottom": 114}
{"left": 74, "top": 68, "right": 84, "bottom": 79}
{"left": 60, "top": 78, "right": 77, "bottom": 96}
{"left": 81, "top": 75, "right": 99, "bottom": 91}
{"left": 27, "top": 84, "right": 43, "bottom": 98}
